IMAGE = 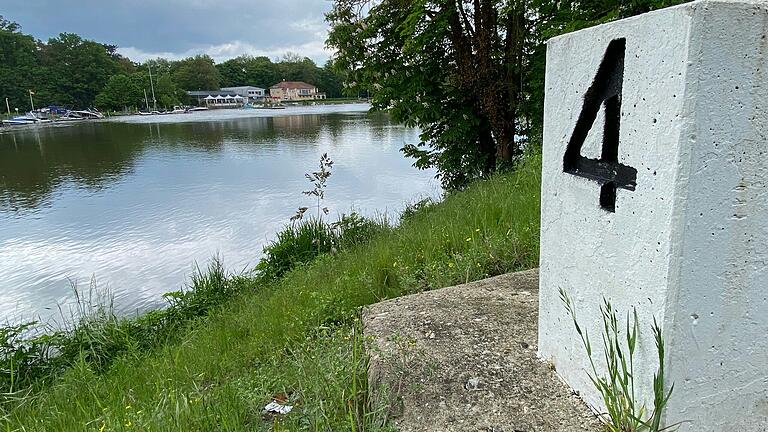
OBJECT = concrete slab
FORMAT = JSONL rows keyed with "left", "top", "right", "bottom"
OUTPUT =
{"left": 364, "top": 269, "right": 601, "bottom": 432}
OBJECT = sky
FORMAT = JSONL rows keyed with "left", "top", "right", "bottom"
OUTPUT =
{"left": 2, "top": 0, "right": 335, "bottom": 64}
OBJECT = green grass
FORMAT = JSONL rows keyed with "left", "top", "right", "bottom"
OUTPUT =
{"left": 0, "top": 153, "right": 541, "bottom": 431}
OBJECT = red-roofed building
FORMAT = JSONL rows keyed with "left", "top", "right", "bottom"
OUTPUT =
{"left": 269, "top": 80, "right": 326, "bottom": 101}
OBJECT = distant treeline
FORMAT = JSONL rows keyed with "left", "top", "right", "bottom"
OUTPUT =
{"left": 0, "top": 16, "right": 345, "bottom": 112}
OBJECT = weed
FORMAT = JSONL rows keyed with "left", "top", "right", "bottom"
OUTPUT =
{"left": 559, "top": 289, "right": 677, "bottom": 432}
{"left": 293, "top": 152, "right": 334, "bottom": 221}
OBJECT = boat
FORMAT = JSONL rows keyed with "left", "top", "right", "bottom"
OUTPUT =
{"left": 187, "top": 106, "right": 209, "bottom": 112}
{"left": 2, "top": 116, "right": 39, "bottom": 126}
{"left": 57, "top": 112, "right": 84, "bottom": 121}
{"left": 1, "top": 106, "right": 101, "bottom": 126}
{"left": 31, "top": 106, "right": 69, "bottom": 120}
{"left": 2, "top": 113, "right": 51, "bottom": 126}
{"left": 168, "top": 106, "right": 187, "bottom": 114}
{"left": 69, "top": 110, "right": 104, "bottom": 119}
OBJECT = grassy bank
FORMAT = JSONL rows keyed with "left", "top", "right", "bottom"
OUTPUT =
{"left": 0, "top": 153, "right": 541, "bottom": 431}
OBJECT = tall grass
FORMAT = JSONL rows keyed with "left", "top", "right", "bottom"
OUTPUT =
{"left": 0, "top": 258, "right": 246, "bottom": 396}
{"left": 0, "top": 153, "right": 541, "bottom": 431}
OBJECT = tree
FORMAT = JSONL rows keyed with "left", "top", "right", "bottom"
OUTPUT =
{"left": 217, "top": 55, "right": 280, "bottom": 88}
{"left": 172, "top": 55, "right": 220, "bottom": 90}
{"left": 95, "top": 74, "right": 141, "bottom": 111}
{"left": 144, "top": 58, "right": 174, "bottom": 76}
{"left": 2, "top": 15, "right": 344, "bottom": 112}
{"left": 316, "top": 62, "right": 343, "bottom": 99}
{"left": 38, "top": 33, "right": 121, "bottom": 107}
{"left": 0, "top": 19, "right": 38, "bottom": 111}
{"left": 153, "top": 74, "right": 182, "bottom": 108}
{"left": 328, "top": 0, "right": 531, "bottom": 189}
{"left": 276, "top": 55, "right": 320, "bottom": 85}
{"left": 0, "top": 16, "right": 21, "bottom": 33}
{"left": 104, "top": 44, "right": 136, "bottom": 75}
{"left": 95, "top": 70, "right": 181, "bottom": 111}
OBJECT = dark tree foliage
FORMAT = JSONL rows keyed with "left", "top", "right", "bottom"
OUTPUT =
{"left": 327, "top": 0, "right": 690, "bottom": 189}
{"left": 94, "top": 70, "right": 182, "bottom": 111}
{"left": 328, "top": 0, "right": 527, "bottom": 189}
{"left": 172, "top": 55, "right": 221, "bottom": 91}
{"left": 217, "top": 55, "right": 278, "bottom": 88}
{"left": 0, "top": 16, "right": 21, "bottom": 32}
{"left": 37, "top": 33, "right": 122, "bottom": 108}
{"left": 317, "top": 61, "right": 345, "bottom": 99}
{"left": 0, "top": 18, "right": 38, "bottom": 112}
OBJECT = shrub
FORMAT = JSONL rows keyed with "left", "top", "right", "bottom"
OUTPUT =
{"left": 332, "top": 212, "right": 389, "bottom": 249}
{"left": 399, "top": 198, "right": 437, "bottom": 223}
{"left": 256, "top": 219, "right": 337, "bottom": 282}
{"left": 256, "top": 214, "right": 389, "bottom": 283}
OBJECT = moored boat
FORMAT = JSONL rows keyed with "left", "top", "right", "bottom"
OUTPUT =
{"left": 2, "top": 113, "right": 51, "bottom": 126}
{"left": 69, "top": 110, "right": 104, "bottom": 119}
{"left": 2, "top": 116, "right": 38, "bottom": 126}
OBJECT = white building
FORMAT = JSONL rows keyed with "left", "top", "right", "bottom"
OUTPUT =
{"left": 186, "top": 90, "right": 245, "bottom": 108}
{"left": 220, "top": 86, "right": 266, "bottom": 102}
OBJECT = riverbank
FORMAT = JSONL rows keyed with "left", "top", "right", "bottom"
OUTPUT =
{"left": 0, "top": 106, "right": 430, "bottom": 324}
{"left": 0, "top": 153, "right": 540, "bottom": 431}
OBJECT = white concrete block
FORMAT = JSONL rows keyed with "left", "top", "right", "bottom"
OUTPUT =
{"left": 538, "top": 1, "right": 768, "bottom": 430}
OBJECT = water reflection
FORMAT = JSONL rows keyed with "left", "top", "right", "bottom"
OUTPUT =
{"left": 0, "top": 124, "right": 146, "bottom": 213}
{"left": 0, "top": 106, "right": 439, "bottom": 322}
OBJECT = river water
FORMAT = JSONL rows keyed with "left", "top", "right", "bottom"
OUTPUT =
{"left": 0, "top": 104, "right": 440, "bottom": 323}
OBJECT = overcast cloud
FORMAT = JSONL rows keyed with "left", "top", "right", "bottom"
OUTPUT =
{"left": 2, "top": 0, "right": 335, "bottom": 64}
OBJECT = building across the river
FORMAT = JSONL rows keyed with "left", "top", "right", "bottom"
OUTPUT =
{"left": 186, "top": 90, "right": 245, "bottom": 108}
{"left": 187, "top": 81, "right": 326, "bottom": 107}
{"left": 269, "top": 81, "right": 327, "bottom": 101}
{"left": 221, "top": 86, "right": 266, "bottom": 102}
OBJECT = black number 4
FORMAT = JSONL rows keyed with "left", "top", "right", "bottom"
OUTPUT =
{"left": 563, "top": 38, "right": 637, "bottom": 213}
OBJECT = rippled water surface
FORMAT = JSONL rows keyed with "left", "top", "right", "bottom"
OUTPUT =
{"left": 0, "top": 104, "right": 440, "bottom": 322}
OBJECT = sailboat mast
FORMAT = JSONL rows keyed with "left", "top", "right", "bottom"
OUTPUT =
{"left": 148, "top": 64, "right": 157, "bottom": 111}
{"left": 144, "top": 88, "right": 150, "bottom": 111}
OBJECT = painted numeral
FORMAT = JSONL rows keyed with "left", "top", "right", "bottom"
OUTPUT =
{"left": 563, "top": 38, "right": 637, "bottom": 212}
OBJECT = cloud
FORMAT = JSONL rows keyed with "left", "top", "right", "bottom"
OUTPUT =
{"left": 117, "top": 39, "right": 333, "bottom": 64}
{"left": 3, "top": 0, "right": 335, "bottom": 64}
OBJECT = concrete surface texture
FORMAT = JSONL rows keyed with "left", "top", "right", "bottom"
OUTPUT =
{"left": 539, "top": 1, "right": 768, "bottom": 430}
{"left": 364, "top": 270, "right": 601, "bottom": 432}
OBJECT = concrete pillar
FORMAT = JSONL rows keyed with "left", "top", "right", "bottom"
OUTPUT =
{"left": 537, "top": 1, "right": 768, "bottom": 430}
